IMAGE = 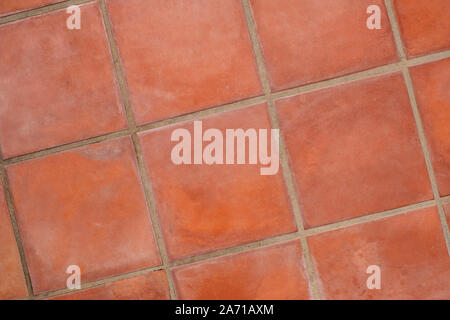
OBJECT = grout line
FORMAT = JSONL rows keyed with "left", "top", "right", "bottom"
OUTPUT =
{"left": 241, "top": 0, "right": 321, "bottom": 300}
{"left": 98, "top": 0, "right": 177, "bottom": 300}
{"left": 441, "top": 195, "right": 450, "bottom": 205}
{"left": 385, "top": 0, "right": 450, "bottom": 256}
{"left": 0, "top": 0, "right": 95, "bottom": 25}
{"left": 33, "top": 265, "right": 164, "bottom": 300}
{"left": 3, "top": 129, "right": 129, "bottom": 165}
{"left": 170, "top": 233, "right": 300, "bottom": 268}
{"left": 304, "top": 200, "right": 436, "bottom": 237}
{"left": 0, "top": 165, "right": 34, "bottom": 297}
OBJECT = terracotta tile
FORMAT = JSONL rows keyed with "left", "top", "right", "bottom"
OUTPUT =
{"left": 249, "top": 0, "right": 398, "bottom": 91}
{"left": 7, "top": 138, "right": 160, "bottom": 294}
{"left": 410, "top": 59, "right": 450, "bottom": 196}
{"left": 139, "top": 105, "right": 296, "bottom": 260}
{"left": 0, "top": 0, "right": 63, "bottom": 16}
{"left": 308, "top": 207, "right": 450, "bottom": 299}
{"left": 0, "top": 4, "right": 127, "bottom": 158}
{"left": 173, "top": 241, "right": 310, "bottom": 299}
{"left": 106, "top": 0, "right": 262, "bottom": 124}
{"left": 52, "top": 271, "right": 169, "bottom": 300}
{"left": 276, "top": 73, "right": 432, "bottom": 228}
{"left": 394, "top": 0, "right": 450, "bottom": 58}
{"left": 0, "top": 182, "right": 28, "bottom": 300}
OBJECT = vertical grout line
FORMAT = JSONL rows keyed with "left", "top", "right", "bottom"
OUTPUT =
{"left": 98, "top": 0, "right": 177, "bottom": 299}
{"left": 0, "top": 161, "right": 35, "bottom": 297}
{"left": 241, "top": 0, "right": 321, "bottom": 299}
{"left": 385, "top": 0, "right": 450, "bottom": 255}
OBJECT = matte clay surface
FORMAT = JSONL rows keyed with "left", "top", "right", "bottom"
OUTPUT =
{"left": 0, "top": 0, "right": 63, "bottom": 16}
{"left": 0, "top": 183, "right": 27, "bottom": 300}
{"left": 173, "top": 241, "right": 310, "bottom": 299}
{"left": 394, "top": 0, "right": 450, "bottom": 57}
{"left": 139, "top": 105, "right": 296, "bottom": 260}
{"left": 7, "top": 138, "right": 161, "bottom": 293}
{"left": 276, "top": 73, "right": 432, "bottom": 228}
{"left": 52, "top": 271, "right": 170, "bottom": 300}
{"left": 106, "top": 0, "right": 262, "bottom": 124}
{"left": 249, "top": 0, "right": 398, "bottom": 91}
{"left": 0, "top": 3, "right": 126, "bottom": 158}
{"left": 308, "top": 207, "right": 450, "bottom": 299}
{"left": 410, "top": 58, "right": 450, "bottom": 197}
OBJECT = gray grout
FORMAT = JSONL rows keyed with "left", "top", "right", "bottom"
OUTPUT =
{"left": 241, "top": 0, "right": 321, "bottom": 300}
{"left": 0, "top": 0, "right": 448, "bottom": 300}
{"left": 385, "top": 0, "right": 450, "bottom": 255}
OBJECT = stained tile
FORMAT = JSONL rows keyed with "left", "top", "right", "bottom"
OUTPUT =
{"left": 410, "top": 58, "right": 450, "bottom": 196}
{"left": 249, "top": 0, "right": 398, "bottom": 91}
{"left": 52, "top": 271, "right": 169, "bottom": 300}
{"left": 173, "top": 240, "right": 310, "bottom": 299}
{"left": 0, "top": 3, "right": 126, "bottom": 158}
{"left": 308, "top": 207, "right": 450, "bottom": 299}
{"left": 0, "top": 182, "right": 28, "bottom": 300}
{"left": 276, "top": 73, "right": 432, "bottom": 228}
{"left": 106, "top": 0, "right": 262, "bottom": 124}
{"left": 0, "top": 0, "right": 63, "bottom": 16}
{"left": 7, "top": 138, "right": 160, "bottom": 294}
{"left": 394, "top": 0, "right": 450, "bottom": 57}
{"left": 139, "top": 105, "right": 296, "bottom": 260}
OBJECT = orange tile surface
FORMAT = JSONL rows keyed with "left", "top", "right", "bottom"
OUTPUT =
{"left": 308, "top": 207, "right": 450, "bottom": 299}
{"left": 139, "top": 105, "right": 296, "bottom": 260}
{"left": 410, "top": 58, "right": 450, "bottom": 196}
{"left": 0, "top": 3, "right": 126, "bottom": 158}
{"left": 0, "top": 0, "right": 449, "bottom": 301}
{"left": 173, "top": 241, "right": 310, "bottom": 299}
{"left": 0, "top": 0, "right": 63, "bottom": 16}
{"left": 394, "top": 0, "right": 450, "bottom": 57}
{"left": 52, "top": 271, "right": 169, "bottom": 300}
{"left": 7, "top": 138, "right": 161, "bottom": 294}
{"left": 249, "top": 0, "right": 398, "bottom": 91}
{"left": 277, "top": 73, "right": 432, "bottom": 228}
{"left": 0, "top": 183, "right": 28, "bottom": 300}
{"left": 106, "top": 0, "right": 262, "bottom": 124}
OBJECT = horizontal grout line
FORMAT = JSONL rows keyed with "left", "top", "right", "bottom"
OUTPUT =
{"left": 136, "top": 95, "right": 267, "bottom": 132}
{"left": 304, "top": 200, "right": 436, "bottom": 237}
{"left": 441, "top": 195, "right": 450, "bottom": 205}
{"left": 406, "top": 50, "right": 450, "bottom": 67}
{"left": 170, "top": 233, "right": 299, "bottom": 268}
{"left": 32, "top": 264, "right": 164, "bottom": 300}
{"left": 0, "top": 0, "right": 95, "bottom": 25}
{"left": 3, "top": 129, "right": 130, "bottom": 165}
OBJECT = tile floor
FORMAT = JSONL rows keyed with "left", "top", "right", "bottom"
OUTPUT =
{"left": 0, "top": 0, "right": 449, "bottom": 300}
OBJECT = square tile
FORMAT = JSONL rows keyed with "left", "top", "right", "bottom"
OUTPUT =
{"left": 173, "top": 240, "right": 310, "bottom": 299}
{"left": 249, "top": 0, "right": 398, "bottom": 91}
{"left": 52, "top": 270, "right": 169, "bottom": 300}
{"left": 308, "top": 207, "right": 450, "bottom": 299}
{"left": 0, "top": 182, "right": 28, "bottom": 300}
{"left": 0, "top": 0, "right": 63, "bottom": 16}
{"left": 0, "top": 3, "right": 127, "bottom": 158}
{"left": 139, "top": 105, "right": 296, "bottom": 260}
{"left": 394, "top": 0, "right": 450, "bottom": 57}
{"left": 410, "top": 58, "right": 450, "bottom": 196}
{"left": 7, "top": 138, "right": 161, "bottom": 294}
{"left": 276, "top": 73, "right": 432, "bottom": 228}
{"left": 106, "top": 0, "right": 262, "bottom": 124}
